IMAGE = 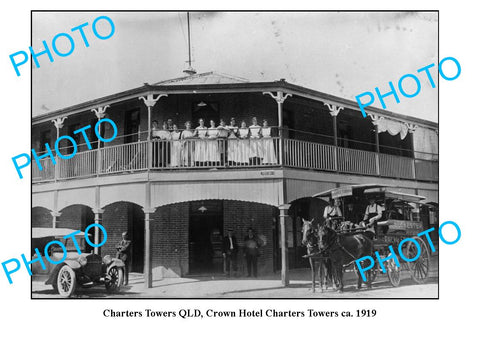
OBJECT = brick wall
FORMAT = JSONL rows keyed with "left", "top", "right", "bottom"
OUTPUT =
{"left": 102, "top": 202, "right": 132, "bottom": 262}
{"left": 57, "top": 205, "right": 85, "bottom": 230}
{"left": 32, "top": 207, "right": 53, "bottom": 229}
{"left": 151, "top": 202, "right": 189, "bottom": 276}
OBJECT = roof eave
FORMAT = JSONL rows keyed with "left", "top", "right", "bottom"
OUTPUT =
{"left": 33, "top": 80, "right": 438, "bottom": 128}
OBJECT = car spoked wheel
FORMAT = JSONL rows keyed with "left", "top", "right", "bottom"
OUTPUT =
{"left": 105, "top": 267, "right": 124, "bottom": 293}
{"left": 56, "top": 266, "right": 77, "bottom": 297}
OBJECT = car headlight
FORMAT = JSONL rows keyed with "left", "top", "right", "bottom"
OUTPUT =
{"left": 103, "top": 255, "right": 113, "bottom": 265}
{"left": 78, "top": 254, "right": 88, "bottom": 266}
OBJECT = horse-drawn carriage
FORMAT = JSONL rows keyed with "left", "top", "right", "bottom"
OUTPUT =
{"left": 302, "top": 184, "right": 434, "bottom": 292}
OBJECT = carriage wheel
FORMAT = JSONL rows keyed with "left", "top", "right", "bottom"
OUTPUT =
{"left": 386, "top": 254, "right": 401, "bottom": 287}
{"left": 406, "top": 237, "right": 430, "bottom": 284}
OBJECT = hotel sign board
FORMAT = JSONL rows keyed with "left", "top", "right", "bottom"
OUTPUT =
{"left": 332, "top": 187, "right": 353, "bottom": 199}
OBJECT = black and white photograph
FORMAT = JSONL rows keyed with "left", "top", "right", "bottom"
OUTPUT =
{"left": 30, "top": 11, "right": 439, "bottom": 299}
{"left": 3, "top": 1, "right": 480, "bottom": 338}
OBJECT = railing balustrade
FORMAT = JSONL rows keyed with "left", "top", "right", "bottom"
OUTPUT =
{"left": 337, "top": 147, "right": 377, "bottom": 175}
{"left": 379, "top": 153, "right": 415, "bottom": 179}
{"left": 31, "top": 137, "right": 438, "bottom": 183}
{"left": 100, "top": 141, "right": 148, "bottom": 174}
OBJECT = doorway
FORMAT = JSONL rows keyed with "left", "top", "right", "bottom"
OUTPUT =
{"left": 127, "top": 204, "right": 145, "bottom": 273}
{"left": 188, "top": 201, "right": 224, "bottom": 274}
{"left": 192, "top": 101, "right": 220, "bottom": 126}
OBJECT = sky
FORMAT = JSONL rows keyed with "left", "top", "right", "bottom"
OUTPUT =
{"left": 31, "top": 12, "right": 438, "bottom": 122}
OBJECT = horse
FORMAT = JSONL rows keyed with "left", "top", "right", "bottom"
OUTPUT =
{"left": 301, "top": 218, "right": 334, "bottom": 293}
{"left": 317, "top": 224, "right": 374, "bottom": 292}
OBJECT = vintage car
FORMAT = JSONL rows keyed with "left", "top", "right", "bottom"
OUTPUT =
{"left": 32, "top": 228, "right": 125, "bottom": 297}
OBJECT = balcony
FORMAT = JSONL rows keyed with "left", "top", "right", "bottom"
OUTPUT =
{"left": 32, "top": 134, "right": 438, "bottom": 183}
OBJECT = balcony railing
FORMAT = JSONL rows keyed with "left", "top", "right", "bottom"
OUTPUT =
{"left": 31, "top": 137, "right": 438, "bottom": 183}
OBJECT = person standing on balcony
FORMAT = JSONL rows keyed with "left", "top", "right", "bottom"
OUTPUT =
{"left": 151, "top": 120, "right": 161, "bottom": 167}
{"left": 151, "top": 120, "right": 161, "bottom": 138}
{"left": 181, "top": 121, "right": 195, "bottom": 167}
{"left": 261, "top": 119, "right": 277, "bottom": 165}
{"left": 207, "top": 120, "right": 220, "bottom": 166}
{"left": 158, "top": 122, "right": 171, "bottom": 167}
{"left": 249, "top": 117, "right": 263, "bottom": 165}
{"left": 166, "top": 118, "right": 174, "bottom": 131}
{"left": 170, "top": 124, "right": 182, "bottom": 167}
{"left": 237, "top": 120, "right": 250, "bottom": 165}
{"left": 217, "top": 119, "right": 229, "bottom": 166}
{"left": 227, "top": 117, "right": 239, "bottom": 165}
{"left": 194, "top": 118, "right": 208, "bottom": 166}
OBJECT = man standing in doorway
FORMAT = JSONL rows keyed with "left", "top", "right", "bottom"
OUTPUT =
{"left": 116, "top": 231, "right": 132, "bottom": 285}
{"left": 244, "top": 228, "right": 261, "bottom": 278}
{"left": 222, "top": 228, "right": 238, "bottom": 277}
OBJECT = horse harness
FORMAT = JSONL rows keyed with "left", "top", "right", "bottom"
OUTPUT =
{"left": 321, "top": 228, "right": 359, "bottom": 267}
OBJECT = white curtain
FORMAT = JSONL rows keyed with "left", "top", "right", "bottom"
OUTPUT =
{"left": 413, "top": 127, "right": 438, "bottom": 160}
{"left": 373, "top": 116, "right": 410, "bottom": 140}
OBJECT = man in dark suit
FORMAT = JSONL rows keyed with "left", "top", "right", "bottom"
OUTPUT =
{"left": 222, "top": 229, "right": 238, "bottom": 277}
{"left": 244, "top": 228, "right": 261, "bottom": 277}
{"left": 115, "top": 231, "right": 131, "bottom": 285}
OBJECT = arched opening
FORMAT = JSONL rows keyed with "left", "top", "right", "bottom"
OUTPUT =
{"left": 285, "top": 197, "right": 328, "bottom": 269}
{"left": 103, "top": 202, "right": 145, "bottom": 273}
{"left": 188, "top": 200, "right": 224, "bottom": 274}
{"left": 151, "top": 199, "right": 277, "bottom": 277}
{"left": 32, "top": 206, "right": 52, "bottom": 229}
{"left": 58, "top": 204, "right": 95, "bottom": 253}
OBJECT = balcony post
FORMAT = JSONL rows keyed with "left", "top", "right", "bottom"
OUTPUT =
{"left": 139, "top": 94, "right": 168, "bottom": 169}
{"left": 143, "top": 181, "right": 154, "bottom": 289}
{"left": 142, "top": 207, "right": 154, "bottom": 289}
{"left": 324, "top": 103, "right": 343, "bottom": 171}
{"left": 262, "top": 91, "right": 292, "bottom": 166}
{"left": 93, "top": 208, "right": 104, "bottom": 255}
{"left": 278, "top": 203, "right": 291, "bottom": 286}
{"left": 91, "top": 105, "right": 110, "bottom": 176}
{"left": 50, "top": 211, "right": 61, "bottom": 229}
{"left": 406, "top": 124, "right": 417, "bottom": 179}
{"left": 368, "top": 114, "right": 382, "bottom": 175}
{"left": 51, "top": 117, "right": 68, "bottom": 181}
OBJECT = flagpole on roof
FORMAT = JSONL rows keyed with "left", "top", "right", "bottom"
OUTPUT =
{"left": 183, "top": 12, "right": 197, "bottom": 75}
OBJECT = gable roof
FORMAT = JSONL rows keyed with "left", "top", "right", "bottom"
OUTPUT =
{"left": 153, "top": 71, "right": 249, "bottom": 85}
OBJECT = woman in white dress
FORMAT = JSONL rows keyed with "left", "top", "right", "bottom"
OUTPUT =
{"left": 237, "top": 120, "right": 250, "bottom": 164}
{"left": 227, "top": 117, "right": 239, "bottom": 165}
{"left": 181, "top": 121, "right": 195, "bottom": 167}
{"left": 249, "top": 117, "right": 263, "bottom": 165}
{"left": 158, "top": 122, "right": 172, "bottom": 167}
{"left": 207, "top": 120, "right": 220, "bottom": 165}
{"left": 151, "top": 120, "right": 161, "bottom": 167}
{"left": 194, "top": 119, "right": 208, "bottom": 165}
{"left": 217, "top": 118, "right": 229, "bottom": 165}
{"left": 261, "top": 119, "right": 277, "bottom": 164}
{"left": 170, "top": 124, "right": 182, "bottom": 167}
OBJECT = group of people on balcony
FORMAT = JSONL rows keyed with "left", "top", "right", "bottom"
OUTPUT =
{"left": 151, "top": 117, "right": 277, "bottom": 167}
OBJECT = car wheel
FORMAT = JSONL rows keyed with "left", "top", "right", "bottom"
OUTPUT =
{"left": 56, "top": 265, "right": 76, "bottom": 297}
{"left": 105, "top": 267, "right": 124, "bottom": 293}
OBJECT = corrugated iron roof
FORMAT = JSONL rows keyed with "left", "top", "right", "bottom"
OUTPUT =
{"left": 153, "top": 71, "right": 250, "bottom": 85}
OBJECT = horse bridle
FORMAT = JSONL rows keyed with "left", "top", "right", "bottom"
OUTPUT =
{"left": 319, "top": 225, "right": 357, "bottom": 261}
{"left": 304, "top": 225, "right": 319, "bottom": 249}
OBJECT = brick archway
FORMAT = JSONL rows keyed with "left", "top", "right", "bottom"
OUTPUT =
{"left": 32, "top": 206, "right": 53, "bottom": 229}
{"left": 102, "top": 201, "right": 145, "bottom": 273}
